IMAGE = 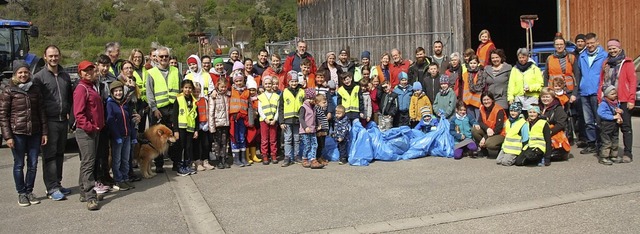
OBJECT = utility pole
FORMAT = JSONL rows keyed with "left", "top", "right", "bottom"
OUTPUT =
{"left": 227, "top": 26, "right": 236, "bottom": 47}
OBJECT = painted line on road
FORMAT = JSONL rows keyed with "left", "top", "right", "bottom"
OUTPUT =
{"left": 167, "top": 172, "right": 225, "bottom": 234}
{"left": 306, "top": 183, "right": 640, "bottom": 234}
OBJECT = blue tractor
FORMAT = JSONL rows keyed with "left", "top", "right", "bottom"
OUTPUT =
{"left": 0, "top": 19, "right": 41, "bottom": 80}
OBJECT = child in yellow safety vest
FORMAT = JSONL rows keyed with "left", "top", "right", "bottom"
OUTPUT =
{"left": 514, "top": 105, "right": 552, "bottom": 167}
{"left": 192, "top": 83, "right": 215, "bottom": 171}
{"left": 496, "top": 102, "right": 529, "bottom": 166}
{"left": 258, "top": 76, "right": 280, "bottom": 164}
{"left": 172, "top": 80, "right": 199, "bottom": 176}
{"left": 278, "top": 71, "right": 305, "bottom": 167}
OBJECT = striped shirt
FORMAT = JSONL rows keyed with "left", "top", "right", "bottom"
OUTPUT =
{"left": 315, "top": 105, "right": 329, "bottom": 131}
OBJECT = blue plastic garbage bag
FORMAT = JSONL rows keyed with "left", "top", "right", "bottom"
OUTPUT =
{"left": 428, "top": 117, "right": 455, "bottom": 158}
{"left": 348, "top": 119, "right": 374, "bottom": 166}
{"left": 322, "top": 135, "right": 340, "bottom": 161}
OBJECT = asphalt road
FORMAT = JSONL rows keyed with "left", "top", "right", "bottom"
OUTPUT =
{"left": 1, "top": 117, "right": 640, "bottom": 233}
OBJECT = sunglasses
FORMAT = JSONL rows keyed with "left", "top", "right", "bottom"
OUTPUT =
{"left": 158, "top": 55, "right": 169, "bottom": 59}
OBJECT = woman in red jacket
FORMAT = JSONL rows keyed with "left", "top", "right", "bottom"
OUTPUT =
{"left": 0, "top": 61, "right": 48, "bottom": 207}
{"left": 73, "top": 60, "right": 105, "bottom": 211}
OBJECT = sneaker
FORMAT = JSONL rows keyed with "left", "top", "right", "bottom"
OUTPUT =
{"left": 125, "top": 181, "right": 135, "bottom": 189}
{"left": 59, "top": 187, "right": 72, "bottom": 195}
{"left": 187, "top": 166, "right": 197, "bottom": 175}
{"left": 113, "top": 182, "right": 130, "bottom": 191}
{"left": 87, "top": 199, "right": 99, "bottom": 211}
{"left": 27, "top": 193, "right": 40, "bottom": 204}
{"left": 339, "top": 158, "right": 348, "bottom": 165}
{"left": 79, "top": 194, "right": 86, "bottom": 203}
{"left": 18, "top": 194, "right": 30, "bottom": 207}
{"left": 622, "top": 155, "right": 633, "bottom": 163}
{"left": 177, "top": 167, "right": 190, "bottom": 176}
{"left": 271, "top": 159, "right": 279, "bottom": 164}
{"left": 202, "top": 161, "right": 215, "bottom": 170}
{"left": 48, "top": 190, "right": 66, "bottom": 201}
{"left": 262, "top": 160, "right": 270, "bottom": 165}
{"left": 580, "top": 146, "right": 597, "bottom": 154}
{"left": 216, "top": 162, "right": 226, "bottom": 169}
{"left": 93, "top": 182, "right": 109, "bottom": 194}
{"left": 281, "top": 160, "right": 291, "bottom": 167}
{"left": 102, "top": 176, "right": 115, "bottom": 186}
{"left": 599, "top": 158, "right": 613, "bottom": 165}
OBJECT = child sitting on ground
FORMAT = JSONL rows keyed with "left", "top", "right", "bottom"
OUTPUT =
{"left": 496, "top": 102, "right": 529, "bottom": 166}
{"left": 413, "top": 107, "right": 438, "bottom": 133}
{"left": 449, "top": 101, "right": 479, "bottom": 160}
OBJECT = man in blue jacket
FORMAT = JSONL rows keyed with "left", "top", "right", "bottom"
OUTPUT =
{"left": 575, "top": 33, "right": 607, "bottom": 155}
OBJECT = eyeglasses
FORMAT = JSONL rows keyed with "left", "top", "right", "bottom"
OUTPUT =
{"left": 158, "top": 55, "right": 169, "bottom": 59}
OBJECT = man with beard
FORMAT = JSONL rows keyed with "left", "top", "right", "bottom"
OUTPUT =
{"left": 284, "top": 41, "right": 317, "bottom": 74}
{"left": 336, "top": 49, "right": 356, "bottom": 77}
{"left": 389, "top": 48, "right": 411, "bottom": 89}
{"left": 253, "top": 49, "right": 270, "bottom": 76}
{"left": 429, "top": 41, "right": 449, "bottom": 74}
{"left": 354, "top": 51, "right": 371, "bottom": 82}
{"left": 598, "top": 39, "right": 637, "bottom": 163}
{"left": 574, "top": 34, "right": 586, "bottom": 56}
{"left": 575, "top": 33, "right": 607, "bottom": 155}
{"left": 408, "top": 47, "right": 431, "bottom": 84}
{"left": 224, "top": 47, "right": 242, "bottom": 75}
{"left": 264, "top": 53, "right": 288, "bottom": 91}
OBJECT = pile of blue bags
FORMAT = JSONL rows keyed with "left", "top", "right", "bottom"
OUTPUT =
{"left": 322, "top": 117, "right": 456, "bottom": 166}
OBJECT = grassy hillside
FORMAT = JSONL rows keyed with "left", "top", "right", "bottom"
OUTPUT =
{"left": 0, "top": 0, "right": 297, "bottom": 64}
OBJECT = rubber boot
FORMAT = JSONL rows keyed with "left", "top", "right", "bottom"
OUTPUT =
{"left": 249, "top": 147, "right": 262, "bottom": 163}
{"left": 233, "top": 152, "right": 244, "bottom": 167}
{"left": 240, "top": 150, "right": 250, "bottom": 166}
{"left": 245, "top": 149, "right": 254, "bottom": 165}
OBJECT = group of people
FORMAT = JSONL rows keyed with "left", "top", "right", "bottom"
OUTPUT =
{"left": 1, "top": 29, "right": 636, "bottom": 211}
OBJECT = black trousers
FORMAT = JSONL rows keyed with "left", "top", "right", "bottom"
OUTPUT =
{"left": 620, "top": 103, "right": 633, "bottom": 157}
{"left": 316, "top": 131, "right": 327, "bottom": 160}
{"left": 193, "top": 129, "right": 210, "bottom": 161}
{"left": 41, "top": 120, "right": 68, "bottom": 193}
{"left": 338, "top": 140, "right": 348, "bottom": 160}
{"left": 94, "top": 128, "right": 110, "bottom": 182}
{"left": 150, "top": 106, "right": 179, "bottom": 168}
{"left": 177, "top": 129, "right": 194, "bottom": 162}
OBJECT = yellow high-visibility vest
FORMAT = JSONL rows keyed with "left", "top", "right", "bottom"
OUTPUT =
{"left": 502, "top": 118, "right": 528, "bottom": 155}
{"left": 257, "top": 92, "right": 280, "bottom": 121}
{"left": 282, "top": 88, "right": 304, "bottom": 120}
{"left": 149, "top": 66, "right": 180, "bottom": 108}
{"left": 337, "top": 85, "right": 360, "bottom": 113}
{"left": 176, "top": 95, "right": 197, "bottom": 132}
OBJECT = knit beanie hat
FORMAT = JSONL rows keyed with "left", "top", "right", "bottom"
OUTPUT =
{"left": 232, "top": 61, "right": 244, "bottom": 71}
{"left": 398, "top": 71, "right": 408, "bottom": 80}
{"left": 529, "top": 105, "right": 541, "bottom": 114}
{"left": 12, "top": 60, "right": 29, "bottom": 74}
{"left": 288, "top": 71, "right": 299, "bottom": 82}
{"left": 246, "top": 78, "right": 257, "bottom": 90}
{"left": 413, "top": 81, "right": 422, "bottom": 91}
{"left": 305, "top": 88, "right": 316, "bottom": 100}
{"left": 110, "top": 80, "right": 124, "bottom": 93}
{"left": 575, "top": 34, "right": 586, "bottom": 42}
{"left": 439, "top": 75, "right": 450, "bottom": 84}
{"left": 420, "top": 106, "right": 431, "bottom": 118}
{"left": 232, "top": 72, "right": 244, "bottom": 82}
{"left": 361, "top": 51, "right": 371, "bottom": 59}
{"left": 187, "top": 57, "right": 197, "bottom": 64}
{"left": 213, "top": 57, "right": 224, "bottom": 67}
{"left": 604, "top": 85, "right": 616, "bottom": 95}
{"left": 509, "top": 102, "right": 523, "bottom": 113}
{"left": 229, "top": 47, "right": 240, "bottom": 56}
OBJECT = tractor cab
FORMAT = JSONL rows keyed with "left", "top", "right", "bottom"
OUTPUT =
{"left": 0, "top": 19, "right": 39, "bottom": 79}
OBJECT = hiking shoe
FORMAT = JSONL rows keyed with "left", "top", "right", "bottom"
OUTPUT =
{"left": 18, "top": 194, "right": 30, "bottom": 207}
{"left": 599, "top": 158, "right": 613, "bottom": 165}
{"left": 87, "top": 199, "right": 99, "bottom": 211}
{"left": 125, "top": 181, "right": 135, "bottom": 189}
{"left": 27, "top": 193, "right": 40, "bottom": 204}
{"left": 281, "top": 161, "right": 291, "bottom": 167}
{"left": 59, "top": 187, "right": 72, "bottom": 195}
{"left": 202, "top": 160, "right": 215, "bottom": 170}
{"left": 310, "top": 159, "right": 325, "bottom": 169}
{"left": 580, "top": 146, "right": 597, "bottom": 154}
{"left": 622, "top": 155, "right": 633, "bottom": 163}
{"left": 302, "top": 159, "right": 311, "bottom": 168}
{"left": 48, "top": 190, "right": 66, "bottom": 201}
{"left": 177, "top": 167, "right": 190, "bottom": 176}
{"left": 113, "top": 182, "right": 130, "bottom": 191}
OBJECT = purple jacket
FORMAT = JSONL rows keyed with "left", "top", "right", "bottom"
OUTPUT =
{"left": 298, "top": 101, "right": 316, "bottom": 133}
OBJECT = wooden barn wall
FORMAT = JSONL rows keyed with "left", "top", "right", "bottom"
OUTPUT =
{"left": 297, "top": 0, "right": 465, "bottom": 64}
{"left": 563, "top": 0, "right": 640, "bottom": 57}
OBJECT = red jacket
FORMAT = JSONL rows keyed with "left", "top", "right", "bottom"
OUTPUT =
{"left": 599, "top": 57, "right": 637, "bottom": 103}
{"left": 73, "top": 79, "right": 105, "bottom": 133}
{"left": 389, "top": 60, "right": 411, "bottom": 89}
{"left": 263, "top": 67, "right": 288, "bottom": 91}
{"left": 284, "top": 52, "right": 317, "bottom": 74}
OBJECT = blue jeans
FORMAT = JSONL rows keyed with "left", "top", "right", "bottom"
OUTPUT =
{"left": 581, "top": 95, "right": 599, "bottom": 143}
{"left": 12, "top": 134, "right": 41, "bottom": 194}
{"left": 283, "top": 124, "right": 300, "bottom": 160}
{"left": 111, "top": 136, "right": 131, "bottom": 183}
{"left": 301, "top": 133, "right": 318, "bottom": 160}
{"left": 230, "top": 117, "right": 247, "bottom": 152}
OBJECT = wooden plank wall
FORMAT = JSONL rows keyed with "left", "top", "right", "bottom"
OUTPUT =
{"left": 563, "top": 0, "right": 640, "bottom": 57}
{"left": 297, "top": 0, "right": 465, "bottom": 65}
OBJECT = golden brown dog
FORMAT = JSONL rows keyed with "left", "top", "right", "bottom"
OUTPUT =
{"left": 134, "top": 124, "right": 176, "bottom": 179}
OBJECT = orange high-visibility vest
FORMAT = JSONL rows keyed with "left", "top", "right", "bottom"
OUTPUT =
{"left": 462, "top": 71, "right": 482, "bottom": 108}
{"left": 479, "top": 105, "right": 506, "bottom": 136}
{"left": 229, "top": 88, "right": 249, "bottom": 115}
{"left": 477, "top": 41, "right": 495, "bottom": 66}
{"left": 196, "top": 97, "right": 207, "bottom": 123}
{"left": 550, "top": 124, "right": 571, "bottom": 152}
{"left": 546, "top": 54, "right": 576, "bottom": 91}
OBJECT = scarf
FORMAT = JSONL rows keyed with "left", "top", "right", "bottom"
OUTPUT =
{"left": 18, "top": 81, "right": 33, "bottom": 92}
{"left": 440, "top": 87, "right": 450, "bottom": 95}
{"left": 605, "top": 50, "right": 626, "bottom": 87}
{"left": 542, "top": 99, "right": 560, "bottom": 115}
{"left": 586, "top": 46, "right": 600, "bottom": 57}
{"left": 233, "top": 85, "right": 246, "bottom": 92}
{"left": 515, "top": 61, "right": 533, "bottom": 73}
{"left": 455, "top": 113, "right": 466, "bottom": 120}
{"left": 553, "top": 51, "right": 568, "bottom": 73}
{"left": 272, "top": 65, "right": 283, "bottom": 74}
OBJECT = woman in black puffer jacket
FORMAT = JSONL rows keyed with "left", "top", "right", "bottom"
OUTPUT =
{"left": 0, "top": 60, "right": 48, "bottom": 207}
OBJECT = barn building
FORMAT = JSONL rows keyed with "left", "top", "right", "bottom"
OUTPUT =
{"left": 297, "top": 0, "right": 639, "bottom": 64}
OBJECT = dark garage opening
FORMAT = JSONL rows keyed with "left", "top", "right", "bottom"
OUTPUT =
{"left": 470, "top": 0, "right": 557, "bottom": 64}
